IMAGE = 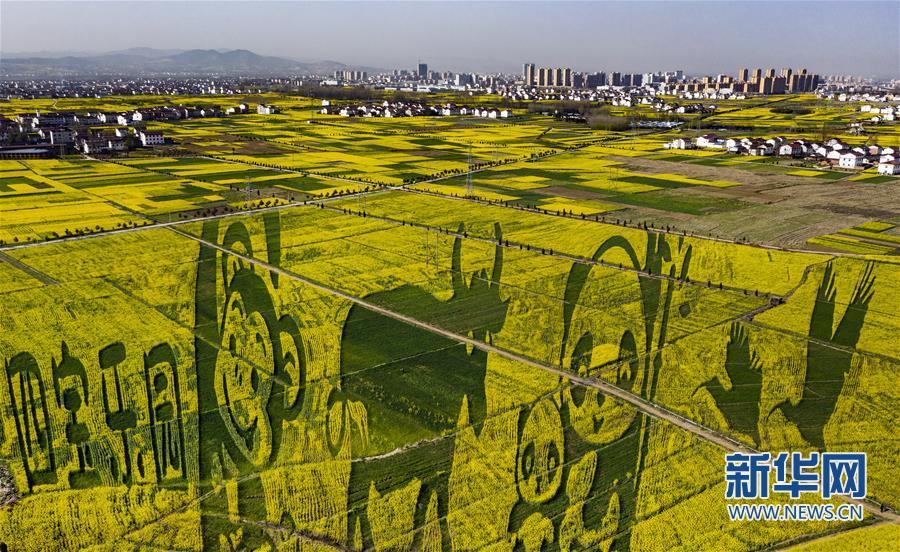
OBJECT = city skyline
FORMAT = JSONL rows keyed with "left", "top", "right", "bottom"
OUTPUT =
{"left": 1, "top": 1, "right": 898, "bottom": 78}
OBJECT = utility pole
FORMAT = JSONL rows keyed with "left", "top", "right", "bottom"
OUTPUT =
{"left": 423, "top": 227, "right": 438, "bottom": 270}
{"left": 433, "top": 230, "right": 439, "bottom": 270}
{"left": 424, "top": 227, "right": 430, "bottom": 269}
{"left": 357, "top": 187, "right": 366, "bottom": 213}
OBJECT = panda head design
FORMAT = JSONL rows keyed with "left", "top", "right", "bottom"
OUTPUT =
{"left": 209, "top": 216, "right": 305, "bottom": 470}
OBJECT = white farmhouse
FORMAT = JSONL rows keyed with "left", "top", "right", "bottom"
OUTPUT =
{"left": 665, "top": 138, "right": 693, "bottom": 150}
{"left": 107, "top": 138, "right": 127, "bottom": 151}
{"left": 139, "top": 130, "right": 165, "bottom": 147}
{"left": 838, "top": 151, "right": 864, "bottom": 169}
{"left": 79, "top": 138, "right": 106, "bottom": 154}
{"left": 877, "top": 161, "right": 898, "bottom": 175}
{"left": 778, "top": 143, "right": 799, "bottom": 157}
{"left": 48, "top": 128, "right": 75, "bottom": 145}
{"left": 695, "top": 133, "right": 722, "bottom": 148}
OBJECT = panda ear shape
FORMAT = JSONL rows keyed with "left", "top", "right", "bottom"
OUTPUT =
{"left": 220, "top": 221, "right": 254, "bottom": 287}
{"left": 222, "top": 256, "right": 244, "bottom": 292}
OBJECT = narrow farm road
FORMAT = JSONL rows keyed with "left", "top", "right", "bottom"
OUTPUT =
{"left": 767, "top": 520, "right": 891, "bottom": 551}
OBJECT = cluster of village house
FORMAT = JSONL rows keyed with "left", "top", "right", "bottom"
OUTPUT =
{"left": 499, "top": 85, "right": 640, "bottom": 103}
{"left": 318, "top": 100, "right": 513, "bottom": 119}
{"left": 0, "top": 103, "right": 278, "bottom": 156}
{"left": 666, "top": 134, "right": 900, "bottom": 175}
{"left": 498, "top": 86, "right": 716, "bottom": 115}
{"left": 610, "top": 96, "right": 715, "bottom": 114}
{"left": 317, "top": 95, "right": 711, "bottom": 120}
{"left": 674, "top": 90, "right": 747, "bottom": 101}
{"left": 819, "top": 91, "right": 897, "bottom": 103}
{"left": 856, "top": 104, "right": 898, "bottom": 123}
{"left": 1, "top": 78, "right": 275, "bottom": 100}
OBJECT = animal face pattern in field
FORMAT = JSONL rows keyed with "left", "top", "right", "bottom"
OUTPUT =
{"left": 0, "top": 222, "right": 685, "bottom": 551}
{"left": 566, "top": 331, "right": 640, "bottom": 446}
{"left": 193, "top": 213, "right": 310, "bottom": 549}
{"left": 195, "top": 213, "right": 305, "bottom": 481}
{"left": 504, "top": 233, "right": 684, "bottom": 552}
{"left": 216, "top": 289, "right": 275, "bottom": 466}
{"left": 0, "top": 209, "right": 889, "bottom": 552}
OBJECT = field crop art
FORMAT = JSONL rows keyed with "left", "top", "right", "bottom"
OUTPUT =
{"left": 0, "top": 93, "right": 897, "bottom": 552}
{"left": 0, "top": 1, "right": 899, "bottom": 549}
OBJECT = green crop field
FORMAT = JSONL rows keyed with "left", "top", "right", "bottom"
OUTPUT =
{"left": 0, "top": 93, "right": 897, "bottom": 551}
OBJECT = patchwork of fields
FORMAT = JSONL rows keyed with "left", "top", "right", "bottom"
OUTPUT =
{"left": 0, "top": 93, "right": 897, "bottom": 551}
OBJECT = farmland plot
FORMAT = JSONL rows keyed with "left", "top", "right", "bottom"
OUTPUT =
{"left": 0, "top": 201, "right": 896, "bottom": 550}
{"left": 0, "top": 93, "right": 896, "bottom": 551}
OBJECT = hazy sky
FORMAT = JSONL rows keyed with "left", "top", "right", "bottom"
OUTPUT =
{"left": 2, "top": 1, "right": 898, "bottom": 77}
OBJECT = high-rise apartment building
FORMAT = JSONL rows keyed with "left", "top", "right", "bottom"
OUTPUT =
{"left": 584, "top": 72, "right": 606, "bottom": 87}
{"left": 550, "top": 67, "right": 563, "bottom": 86}
{"left": 523, "top": 63, "right": 536, "bottom": 86}
{"left": 526, "top": 64, "right": 574, "bottom": 87}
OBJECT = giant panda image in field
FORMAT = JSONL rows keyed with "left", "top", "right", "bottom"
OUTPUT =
{"left": 192, "top": 213, "right": 307, "bottom": 549}
{"left": 332, "top": 229, "right": 693, "bottom": 551}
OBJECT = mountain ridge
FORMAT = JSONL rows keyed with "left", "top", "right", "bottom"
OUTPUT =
{"left": 0, "top": 48, "right": 382, "bottom": 77}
